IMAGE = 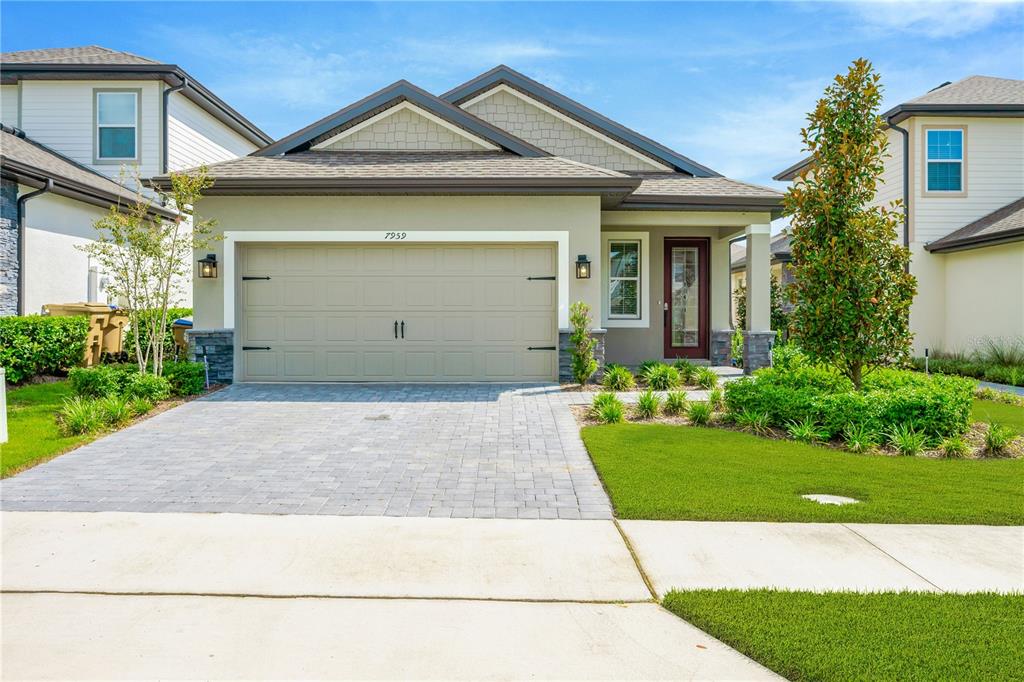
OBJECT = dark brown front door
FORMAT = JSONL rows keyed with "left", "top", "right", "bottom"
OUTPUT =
{"left": 663, "top": 238, "right": 709, "bottom": 359}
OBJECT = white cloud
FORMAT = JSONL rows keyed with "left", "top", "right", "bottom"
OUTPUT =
{"left": 849, "top": 0, "right": 1019, "bottom": 39}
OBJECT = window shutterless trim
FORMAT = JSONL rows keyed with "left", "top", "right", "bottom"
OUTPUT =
{"left": 601, "top": 231, "right": 649, "bottom": 329}
{"left": 93, "top": 88, "right": 141, "bottom": 164}
{"left": 921, "top": 124, "right": 967, "bottom": 198}
{"left": 607, "top": 239, "right": 642, "bottom": 319}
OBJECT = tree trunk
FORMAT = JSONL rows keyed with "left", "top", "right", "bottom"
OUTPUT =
{"left": 850, "top": 361, "right": 863, "bottom": 391}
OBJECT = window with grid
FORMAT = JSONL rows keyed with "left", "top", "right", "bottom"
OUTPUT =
{"left": 96, "top": 92, "right": 138, "bottom": 160}
{"left": 926, "top": 129, "right": 963, "bottom": 192}
{"left": 608, "top": 240, "right": 640, "bottom": 318}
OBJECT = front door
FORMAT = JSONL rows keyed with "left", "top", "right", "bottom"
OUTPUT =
{"left": 663, "top": 238, "right": 709, "bottom": 359}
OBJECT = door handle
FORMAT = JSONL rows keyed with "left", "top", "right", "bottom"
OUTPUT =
{"left": 401, "top": 320, "right": 405, "bottom": 339}
{"left": 394, "top": 320, "right": 398, "bottom": 339}
{"left": 663, "top": 301, "right": 669, "bottom": 326}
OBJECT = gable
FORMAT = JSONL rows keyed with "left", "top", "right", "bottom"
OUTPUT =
{"left": 462, "top": 85, "right": 668, "bottom": 172}
{"left": 314, "top": 101, "right": 496, "bottom": 152}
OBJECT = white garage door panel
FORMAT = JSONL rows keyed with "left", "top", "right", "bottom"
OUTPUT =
{"left": 239, "top": 244, "right": 557, "bottom": 382}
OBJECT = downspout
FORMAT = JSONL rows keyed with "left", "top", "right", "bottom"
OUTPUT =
{"left": 162, "top": 77, "right": 188, "bottom": 174}
{"left": 16, "top": 179, "right": 53, "bottom": 315}
{"left": 888, "top": 117, "right": 911, "bottom": 269}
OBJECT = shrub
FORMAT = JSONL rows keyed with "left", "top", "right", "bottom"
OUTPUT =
{"left": 124, "top": 307, "right": 192, "bottom": 360}
{"left": 887, "top": 424, "right": 928, "bottom": 456}
{"left": 162, "top": 360, "right": 206, "bottom": 396}
{"left": 843, "top": 423, "right": 878, "bottom": 454}
{"left": 122, "top": 373, "right": 171, "bottom": 402}
{"left": 637, "top": 360, "right": 662, "bottom": 382}
{"left": 707, "top": 387, "right": 724, "bottom": 410}
{"left": 129, "top": 397, "right": 154, "bottom": 417}
{"left": 58, "top": 396, "right": 103, "bottom": 435}
{"left": 601, "top": 364, "right": 636, "bottom": 391}
{"left": 985, "top": 424, "right": 1016, "bottom": 455}
{"left": 673, "top": 359, "right": 697, "bottom": 384}
{"left": 940, "top": 435, "right": 970, "bottom": 458}
{"left": 596, "top": 396, "right": 625, "bottom": 424}
{"left": 734, "top": 409, "right": 771, "bottom": 436}
{"left": 772, "top": 343, "right": 809, "bottom": 372}
{"left": 978, "top": 337, "right": 1024, "bottom": 366}
{"left": 687, "top": 401, "right": 712, "bottom": 426}
{"left": 664, "top": 390, "right": 688, "bottom": 416}
{"left": 0, "top": 315, "right": 90, "bottom": 383}
{"left": 975, "top": 386, "right": 1024, "bottom": 407}
{"left": 98, "top": 394, "right": 134, "bottom": 426}
{"left": 730, "top": 330, "right": 744, "bottom": 369}
{"left": 786, "top": 417, "right": 827, "bottom": 444}
{"left": 634, "top": 389, "right": 662, "bottom": 420}
{"left": 694, "top": 367, "right": 719, "bottom": 389}
{"left": 568, "top": 302, "right": 598, "bottom": 385}
{"left": 590, "top": 392, "right": 620, "bottom": 419}
{"left": 983, "top": 365, "right": 1024, "bottom": 388}
{"left": 644, "top": 364, "right": 681, "bottom": 390}
{"left": 68, "top": 364, "right": 134, "bottom": 397}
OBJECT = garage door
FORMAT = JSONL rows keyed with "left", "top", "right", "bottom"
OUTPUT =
{"left": 238, "top": 243, "right": 558, "bottom": 382}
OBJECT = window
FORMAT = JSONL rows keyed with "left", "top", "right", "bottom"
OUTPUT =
{"left": 96, "top": 91, "right": 138, "bottom": 160}
{"left": 926, "top": 129, "right": 963, "bottom": 192}
{"left": 608, "top": 240, "right": 640, "bottom": 318}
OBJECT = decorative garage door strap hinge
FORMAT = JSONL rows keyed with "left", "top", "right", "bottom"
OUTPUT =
{"left": 526, "top": 276, "right": 556, "bottom": 281}
{"left": 527, "top": 346, "right": 557, "bottom": 351}
{"left": 242, "top": 346, "right": 272, "bottom": 351}
{"left": 242, "top": 276, "right": 272, "bottom": 281}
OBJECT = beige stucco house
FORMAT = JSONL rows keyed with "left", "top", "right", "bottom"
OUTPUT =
{"left": 0, "top": 46, "right": 271, "bottom": 315}
{"left": 156, "top": 66, "right": 783, "bottom": 383}
{"left": 730, "top": 232, "right": 792, "bottom": 327}
{"left": 775, "top": 75, "right": 1024, "bottom": 357}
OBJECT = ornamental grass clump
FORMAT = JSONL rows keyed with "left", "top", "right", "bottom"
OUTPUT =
{"left": 984, "top": 423, "right": 1016, "bottom": 456}
{"left": 98, "top": 395, "right": 134, "bottom": 427}
{"left": 644, "top": 364, "right": 681, "bottom": 390}
{"left": 596, "top": 397, "right": 625, "bottom": 424}
{"left": 695, "top": 367, "right": 719, "bottom": 389}
{"left": 601, "top": 364, "right": 636, "bottom": 391}
{"left": 634, "top": 389, "right": 662, "bottom": 420}
{"left": 58, "top": 397, "right": 103, "bottom": 436}
{"left": 786, "top": 417, "right": 828, "bottom": 444}
{"left": 734, "top": 409, "right": 772, "bottom": 437}
{"left": 590, "top": 392, "right": 619, "bottom": 418}
{"left": 664, "top": 390, "right": 689, "bottom": 416}
{"left": 707, "top": 387, "right": 724, "bottom": 410}
{"left": 843, "top": 423, "right": 878, "bottom": 454}
{"left": 673, "top": 359, "right": 697, "bottom": 384}
{"left": 887, "top": 423, "right": 928, "bottom": 456}
{"left": 940, "top": 435, "right": 970, "bottom": 459}
{"left": 687, "top": 401, "right": 713, "bottom": 426}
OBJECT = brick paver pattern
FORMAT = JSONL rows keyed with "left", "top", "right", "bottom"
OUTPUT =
{"left": 1, "top": 384, "right": 612, "bottom": 519}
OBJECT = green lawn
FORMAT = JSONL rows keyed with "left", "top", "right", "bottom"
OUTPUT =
{"left": 581, "top": 423, "right": 1024, "bottom": 524}
{"left": 663, "top": 590, "right": 1024, "bottom": 682}
{"left": 1, "top": 381, "right": 92, "bottom": 477}
{"left": 974, "top": 398, "right": 1024, "bottom": 434}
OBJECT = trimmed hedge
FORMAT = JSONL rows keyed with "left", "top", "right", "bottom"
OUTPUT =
{"left": 0, "top": 315, "right": 90, "bottom": 383}
{"left": 124, "top": 307, "right": 192, "bottom": 359}
{"left": 912, "top": 356, "right": 1024, "bottom": 387}
{"left": 162, "top": 360, "right": 206, "bottom": 396}
{"left": 725, "top": 365, "right": 974, "bottom": 441}
{"left": 69, "top": 361, "right": 204, "bottom": 399}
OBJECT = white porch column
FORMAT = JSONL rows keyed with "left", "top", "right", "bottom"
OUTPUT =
{"left": 709, "top": 235, "right": 734, "bottom": 365}
{"left": 743, "top": 224, "right": 775, "bottom": 372}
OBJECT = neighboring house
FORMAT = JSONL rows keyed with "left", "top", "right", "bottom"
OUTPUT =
{"left": 153, "top": 66, "right": 784, "bottom": 384}
{"left": 775, "top": 75, "right": 1024, "bottom": 356}
{"left": 730, "top": 231, "right": 792, "bottom": 326}
{"left": 0, "top": 46, "right": 271, "bottom": 315}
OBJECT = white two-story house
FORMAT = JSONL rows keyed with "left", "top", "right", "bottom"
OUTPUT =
{"left": 0, "top": 46, "right": 272, "bottom": 316}
{"left": 775, "top": 75, "right": 1024, "bottom": 356}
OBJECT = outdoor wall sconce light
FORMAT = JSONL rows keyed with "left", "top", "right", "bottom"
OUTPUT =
{"left": 198, "top": 254, "right": 218, "bottom": 279}
{"left": 575, "top": 254, "right": 591, "bottom": 279}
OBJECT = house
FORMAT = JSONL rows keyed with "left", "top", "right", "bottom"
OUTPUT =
{"left": 153, "top": 66, "right": 783, "bottom": 383}
{"left": 0, "top": 46, "right": 272, "bottom": 315}
{"left": 774, "top": 75, "right": 1024, "bottom": 356}
{"left": 730, "top": 231, "right": 792, "bottom": 326}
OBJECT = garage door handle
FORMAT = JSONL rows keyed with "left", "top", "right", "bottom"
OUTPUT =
{"left": 242, "top": 346, "right": 271, "bottom": 351}
{"left": 527, "top": 346, "right": 557, "bottom": 351}
{"left": 401, "top": 320, "right": 405, "bottom": 339}
{"left": 527, "top": 276, "right": 556, "bottom": 281}
{"left": 242, "top": 276, "right": 271, "bottom": 281}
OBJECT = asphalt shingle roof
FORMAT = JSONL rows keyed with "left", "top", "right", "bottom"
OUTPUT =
{"left": 0, "top": 45, "right": 160, "bottom": 65}
{"left": 629, "top": 173, "right": 783, "bottom": 199}
{"left": 926, "top": 197, "right": 1024, "bottom": 252}
{"left": 908, "top": 76, "right": 1024, "bottom": 106}
{"left": 194, "top": 151, "right": 631, "bottom": 180}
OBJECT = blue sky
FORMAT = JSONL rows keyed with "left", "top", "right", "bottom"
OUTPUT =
{"left": 3, "top": 1, "right": 1021, "bottom": 186}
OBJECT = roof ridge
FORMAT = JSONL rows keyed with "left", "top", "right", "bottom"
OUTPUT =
{"left": 546, "top": 155, "right": 629, "bottom": 178}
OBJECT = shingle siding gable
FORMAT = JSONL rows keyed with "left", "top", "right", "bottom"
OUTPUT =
{"left": 319, "top": 107, "right": 488, "bottom": 152}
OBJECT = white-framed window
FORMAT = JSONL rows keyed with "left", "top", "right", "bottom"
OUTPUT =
{"left": 95, "top": 91, "right": 138, "bottom": 161}
{"left": 925, "top": 128, "right": 964, "bottom": 193}
{"left": 602, "top": 232, "right": 649, "bottom": 328}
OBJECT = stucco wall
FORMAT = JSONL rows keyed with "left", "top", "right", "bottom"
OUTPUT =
{"left": 941, "top": 242, "right": 1024, "bottom": 353}
{"left": 320, "top": 107, "right": 487, "bottom": 152}
{"left": 464, "top": 88, "right": 666, "bottom": 172}
{"left": 192, "top": 195, "right": 602, "bottom": 330}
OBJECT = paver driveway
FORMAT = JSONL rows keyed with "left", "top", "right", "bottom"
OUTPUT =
{"left": 1, "top": 383, "right": 611, "bottom": 519}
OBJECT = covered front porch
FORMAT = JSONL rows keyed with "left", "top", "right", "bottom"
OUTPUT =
{"left": 596, "top": 210, "right": 777, "bottom": 374}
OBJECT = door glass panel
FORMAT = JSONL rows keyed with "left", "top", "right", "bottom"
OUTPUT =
{"left": 670, "top": 247, "right": 699, "bottom": 347}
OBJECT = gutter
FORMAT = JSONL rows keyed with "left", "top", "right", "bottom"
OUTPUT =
{"left": 886, "top": 118, "right": 911, "bottom": 255}
{"left": 149, "top": 175, "right": 642, "bottom": 194}
{"left": 162, "top": 76, "right": 187, "bottom": 173}
{"left": 15, "top": 179, "right": 52, "bottom": 315}
{"left": 924, "top": 228, "right": 1024, "bottom": 254}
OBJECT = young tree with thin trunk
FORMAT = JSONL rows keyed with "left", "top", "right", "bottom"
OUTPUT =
{"left": 785, "top": 59, "right": 916, "bottom": 389}
{"left": 81, "top": 168, "right": 216, "bottom": 376}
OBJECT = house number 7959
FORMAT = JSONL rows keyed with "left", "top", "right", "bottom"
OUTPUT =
{"left": 384, "top": 232, "right": 407, "bottom": 240}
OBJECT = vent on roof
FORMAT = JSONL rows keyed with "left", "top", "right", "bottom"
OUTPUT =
{"left": 928, "top": 81, "right": 953, "bottom": 92}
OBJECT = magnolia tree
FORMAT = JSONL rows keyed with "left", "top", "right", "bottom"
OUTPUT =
{"left": 81, "top": 168, "right": 216, "bottom": 376}
{"left": 785, "top": 59, "right": 917, "bottom": 389}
